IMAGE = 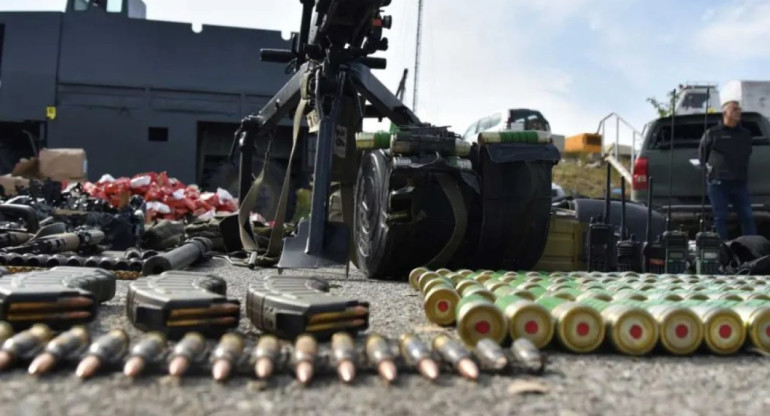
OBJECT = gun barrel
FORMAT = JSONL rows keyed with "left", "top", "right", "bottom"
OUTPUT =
{"left": 141, "top": 237, "right": 212, "bottom": 276}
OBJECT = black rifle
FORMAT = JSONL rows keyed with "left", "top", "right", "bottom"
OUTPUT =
{"left": 1, "top": 225, "right": 104, "bottom": 255}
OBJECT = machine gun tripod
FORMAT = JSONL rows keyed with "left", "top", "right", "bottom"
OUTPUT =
{"left": 233, "top": 0, "right": 437, "bottom": 270}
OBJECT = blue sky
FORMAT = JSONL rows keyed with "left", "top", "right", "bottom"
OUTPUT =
{"left": 2, "top": 0, "right": 769, "bottom": 145}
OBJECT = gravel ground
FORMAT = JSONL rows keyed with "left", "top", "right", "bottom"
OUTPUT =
{"left": 1, "top": 259, "right": 770, "bottom": 416}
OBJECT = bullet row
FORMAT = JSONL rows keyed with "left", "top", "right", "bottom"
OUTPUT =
{"left": 410, "top": 267, "right": 770, "bottom": 356}
{"left": 0, "top": 323, "right": 546, "bottom": 383}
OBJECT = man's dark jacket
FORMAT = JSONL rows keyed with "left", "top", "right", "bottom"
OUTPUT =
{"left": 698, "top": 122, "right": 753, "bottom": 182}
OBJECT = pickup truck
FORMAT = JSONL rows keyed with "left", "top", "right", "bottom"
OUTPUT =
{"left": 630, "top": 111, "right": 770, "bottom": 239}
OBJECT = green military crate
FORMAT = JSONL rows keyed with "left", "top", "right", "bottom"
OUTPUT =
{"left": 532, "top": 208, "right": 587, "bottom": 272}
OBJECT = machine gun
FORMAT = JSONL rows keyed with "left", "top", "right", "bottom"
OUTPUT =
{"left": 233, "top": 0, "right": 448, "bottom": 269}
{"left": 233, "top": 0, "right": 556, "bottom": 277}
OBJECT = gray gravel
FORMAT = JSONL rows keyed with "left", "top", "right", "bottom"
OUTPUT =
{"left": 1, "top": 259, "right": 770, "bottom": 416}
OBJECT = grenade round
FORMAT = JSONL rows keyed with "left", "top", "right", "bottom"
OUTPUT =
{"left": 478, "top": 130, "right": 552, "bottom": 145}
{"left": 495, "top": 294, "right": 554, "bottom": 349}
{"left": 455, "top": 295, "right": 507, "bottom": 346}
{"left": 423, "top": 286, "right": 460, "bottom": 326}
{"left": 689, "top": 304, "right": 746, "bottom": 355}
{"left": 409, "top": 267, "right": 429, "bottom": 290}
{"left": 537, "top": 297, "right": 605, "bottom": 353}
{"left": 355, "top": 131, "right": 392, "bottom": 150}
{"left": 733, "top": 304, "right": 770, "bottom": 353}
{"left": 646, "top": 304, "right": 703, "bottom": 355}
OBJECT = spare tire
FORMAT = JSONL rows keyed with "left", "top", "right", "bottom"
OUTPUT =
{"left": 202, "top": 160, "right": 297, "bottom": 222}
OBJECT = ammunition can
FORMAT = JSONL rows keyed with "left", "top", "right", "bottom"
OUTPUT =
{"left": 455, "top": 295, "right": 507, "bottom": 346}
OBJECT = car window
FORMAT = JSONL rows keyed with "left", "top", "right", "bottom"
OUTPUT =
{"left": 463, "top": 120, "right": 480, "bottom": 139}
{"left": 648, "top": 116, "right": 768, "bottom": 149}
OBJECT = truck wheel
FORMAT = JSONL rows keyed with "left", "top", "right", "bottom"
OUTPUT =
{"left": 203, "top": 161, "right": 297, "bottom": 222}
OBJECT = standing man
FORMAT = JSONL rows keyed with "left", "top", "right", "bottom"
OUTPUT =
{"left": 699, "top": 100, "right": 757, "bottom": 240}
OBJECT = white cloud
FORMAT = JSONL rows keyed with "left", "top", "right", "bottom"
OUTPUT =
{"left": 694, "top": 0, "right": 770, "bottom": 60}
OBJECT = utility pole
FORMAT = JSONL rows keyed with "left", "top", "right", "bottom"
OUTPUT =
{"left": 413, "top": 0, "right": 423, "bottom": 113}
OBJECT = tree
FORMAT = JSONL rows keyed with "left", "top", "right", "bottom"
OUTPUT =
{"left": 647, "top": 89, "right": 681, "bottom": 118}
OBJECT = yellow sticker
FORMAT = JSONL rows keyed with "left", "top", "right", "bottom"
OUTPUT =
{"left": 46, "top": 106, "right": 57, "bottom": 120}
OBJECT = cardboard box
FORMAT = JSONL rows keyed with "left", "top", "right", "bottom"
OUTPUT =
{"left": 0, "top": 175, "right": 30, "bottom": 195}
{"left": 38, "top": 148, "right": 87, "bottom": 181}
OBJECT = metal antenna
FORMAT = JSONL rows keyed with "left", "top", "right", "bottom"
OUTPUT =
{"left": 667, "top": 89, "right": 676, "bottom": 230}
{"left": 413, "top": 0, "right": 423, "bottom": 112}
{"left": 620, "top": 178, "right": 627, "bottom": 240}
{"left": 700, "top": 87, "right": 710, "bottom": 232}
{"left": 604, "top": 162, "right": 611, "bottom": 224}
{"left": 646, "top": 176, "right": 653, "bottom": 245}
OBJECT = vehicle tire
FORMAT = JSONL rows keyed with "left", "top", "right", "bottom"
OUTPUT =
{"left": 202, "top": 160, "right": 297, "bottom": 222}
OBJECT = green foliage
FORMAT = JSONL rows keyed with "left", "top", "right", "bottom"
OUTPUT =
{"left": 647, "top": 89, "right": 681, "bottom": 118}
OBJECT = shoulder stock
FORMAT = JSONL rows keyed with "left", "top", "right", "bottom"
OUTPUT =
{"left": 246, "top": 275, "right": 370, "bottom": 341}
{"left": 127, "top": 271, "right": 240, "bottom": 339}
